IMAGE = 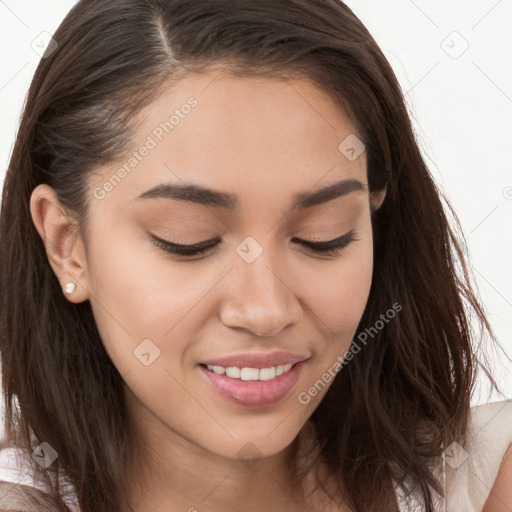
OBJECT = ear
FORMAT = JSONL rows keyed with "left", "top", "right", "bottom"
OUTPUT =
{"left": 370, "top": 186, "right": 387, "bottom": 212}
{"left": 30, "top": 184, "right": 90, "bottom": 303}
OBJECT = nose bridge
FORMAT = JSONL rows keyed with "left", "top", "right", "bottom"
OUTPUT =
{"left": 243, "top": 249, "right": 285, "bottom": 303}
{"left": 219, "top": 240, "right": 301, "bottom": 336}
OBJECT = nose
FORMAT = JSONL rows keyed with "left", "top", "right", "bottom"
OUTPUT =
{"left": 219, "top": 253, "right": 302, "bottom": 337}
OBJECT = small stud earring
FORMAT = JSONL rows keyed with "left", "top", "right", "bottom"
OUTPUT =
{"left": 64, "top": 282, "right": 76, "bottom": 294}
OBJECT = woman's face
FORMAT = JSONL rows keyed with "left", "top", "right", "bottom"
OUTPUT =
{"left": 69, "top": 70, "right": 384, "bottom": 460}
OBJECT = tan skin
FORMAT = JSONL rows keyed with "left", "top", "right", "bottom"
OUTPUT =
{"left": 482, "top": 443, "right": 512, "bottom": 512}
{"left": 30, "top": 70, "right": 387, "bottom": 511}
{"left": 29, "top": 68, "right": 512, "bottom": 512}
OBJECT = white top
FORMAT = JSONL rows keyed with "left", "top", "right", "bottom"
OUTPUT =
{"left": 445, "top": 399, "right": 512, "bottom": 511}
{"left": 0, "top": 444, "right": 80, "bottom": 511}
{"left": 0, "top": 399, "right": 511, "bottom": 511}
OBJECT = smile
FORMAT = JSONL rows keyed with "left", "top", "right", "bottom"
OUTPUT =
{"left": 198, "top": 361, "right": 306, "bottom": 408}
{"left": 205, "top": 363, "right": 294, "bottom": 381}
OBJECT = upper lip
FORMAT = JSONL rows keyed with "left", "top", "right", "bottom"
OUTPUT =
{"left": 201, "top": 351, "right": 309, "bottom": 369}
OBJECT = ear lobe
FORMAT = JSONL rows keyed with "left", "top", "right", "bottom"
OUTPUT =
{"left": 29, "top": 184, "right": 90, "bottom": 303}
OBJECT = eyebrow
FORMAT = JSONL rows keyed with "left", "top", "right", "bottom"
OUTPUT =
{"left": 136, "top": 178, "right": 367, "bottom": 212}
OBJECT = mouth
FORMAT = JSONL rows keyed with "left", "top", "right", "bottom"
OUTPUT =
{"left": 200, "top": 362, "right": 295, "bottom": 381}
{"left": 197, "top": 360, "right": 306, "bottom": 408}
{"left": 200, "top": 350, "right": 308, "bottom": 371}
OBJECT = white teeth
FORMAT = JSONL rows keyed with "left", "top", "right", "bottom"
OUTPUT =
{"left": 225, "top": 367, "right": 241, "bottom": 378}
{"left": 240, "top": 368, "right": 259, "bottom": 381}
{"left": 205, "top": 362, "right": 295, "bottom": 381}
{"left": 212, "top": 366, "right": 225, "bottom": 375}
{"left": 259, "top": 367, "right": 276, "bottom": 380}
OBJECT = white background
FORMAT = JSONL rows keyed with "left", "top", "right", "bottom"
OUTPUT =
{"left": 0, "top": 1, "right": 511, "bottom": 406}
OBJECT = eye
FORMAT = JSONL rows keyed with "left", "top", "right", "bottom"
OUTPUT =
{"left": 292, "top": 229, "right": 358, "bottom": 255}
{"left": 150, "top": 234, "right": 220, "bottom": 257}
{"left": 150, "top": 229, "right": 358, "bottom": 258}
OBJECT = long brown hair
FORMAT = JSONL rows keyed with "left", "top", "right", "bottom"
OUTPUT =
{"left": 0, "top": 1, "right": 505, "bottom": 511}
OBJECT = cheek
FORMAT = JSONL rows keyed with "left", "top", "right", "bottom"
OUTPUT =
{"left": 85, "top": 221, "right": 228, "bottom": 382}
{"left": 303, "top": 233, "right": 374, "bottom": 338}
{"left": 84, "top": 225, "right": 190, "bottom": 368}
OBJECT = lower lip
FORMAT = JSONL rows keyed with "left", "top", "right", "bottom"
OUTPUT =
{"left": 198, "top": 361, "right": 305, "bottom": 408}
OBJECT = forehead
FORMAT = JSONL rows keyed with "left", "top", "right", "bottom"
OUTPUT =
{"left": 90, "top": 69, "right": 367, "bottom": 210}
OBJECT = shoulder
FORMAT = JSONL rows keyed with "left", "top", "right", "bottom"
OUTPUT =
{"left": 470, "top": 399, "right": 512, "bottom": 433}
{"left": 0, "top": 481, "right": 61, "bottom": 512}
{"left": 481, "top": 435, "right": 512, "bottom": 511}
{"left": 0, "top": 444, "right": 78, "bottom": 512}
{"left": 445, "top": 399, "right": 512, "bottom": 512}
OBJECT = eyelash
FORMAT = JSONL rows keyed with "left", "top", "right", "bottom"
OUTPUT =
{"left": 150, "top": 229, "right": 358, "bottom": 258}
